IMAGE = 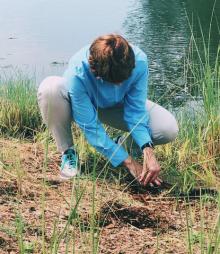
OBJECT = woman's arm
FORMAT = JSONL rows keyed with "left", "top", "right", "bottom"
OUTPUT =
{"left": 66, "top": 74, "right": 129, "bottom": 167}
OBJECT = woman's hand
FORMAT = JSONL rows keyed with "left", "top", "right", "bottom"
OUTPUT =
{"left": 123, "top": 156, "right": 143, "bottom": 181}
{"left": 139, "top": 147, "right": 162, "bottom": 186}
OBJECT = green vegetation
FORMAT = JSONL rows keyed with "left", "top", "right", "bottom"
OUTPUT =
{"left": 0, "top": 77, "right": 42, "bottom": 138}
{"left": 156, "top": 42, "right": 220, "bottom": 193}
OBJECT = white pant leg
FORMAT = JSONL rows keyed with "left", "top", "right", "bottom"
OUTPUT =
{"left": 146, "top": 100, "right": 179, "bottom": 145}
{"left": 37, "top": 76, "right": 73, "bottom": 153}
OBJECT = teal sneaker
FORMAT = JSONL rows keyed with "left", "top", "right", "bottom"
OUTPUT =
{"left": 60, "top": 148, "right": 79, "bottom": 180}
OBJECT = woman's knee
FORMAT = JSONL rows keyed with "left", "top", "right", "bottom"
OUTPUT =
{"left": 37, "top": 76, "right": 66, "bottom": 98}
{"left": 152, "top": 113, "right": 179, "bottom": 145}
{"left": 159, "top": 115, "right": 179, "bottom": 144}
{"left": 37, "top": 76, "right": 69, "bottom": 123}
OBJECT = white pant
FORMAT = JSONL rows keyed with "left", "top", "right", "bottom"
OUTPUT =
{"left": 37, "top": 76, "right": 179, "bottom": 153}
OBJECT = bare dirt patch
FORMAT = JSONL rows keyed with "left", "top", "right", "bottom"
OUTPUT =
{"left": 99, "top": 199, "right": 187, "bottom": 232}
{"left": 100, "top": 201, "right": 158, "bottom": 229}
{"left": 0, "top": 180, "right": 18, "bottom": 196}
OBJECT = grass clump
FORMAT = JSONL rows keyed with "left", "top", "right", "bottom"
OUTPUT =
{"left": 157, "top": 41, "right": 220, "bottom": 192}
{"left": 0, "top": 76, "right": 42, "bottom": 138}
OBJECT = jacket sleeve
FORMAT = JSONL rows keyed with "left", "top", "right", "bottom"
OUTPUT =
{"left": 123, "top": 61, "right": 152, "bottom": 148}
{"left": 64, "top": 73, "right": 129, "bottom": 167}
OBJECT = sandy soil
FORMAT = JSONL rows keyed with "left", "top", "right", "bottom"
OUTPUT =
{"left": 0, "top": 138, "right": 219, "bottom": 254}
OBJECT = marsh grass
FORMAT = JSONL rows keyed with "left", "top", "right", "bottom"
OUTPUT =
{"left": 0, "top": 76, "right": 42, "bottom": 138}
{"left": 155, "top": 30, "right": 220, "bottom": 193}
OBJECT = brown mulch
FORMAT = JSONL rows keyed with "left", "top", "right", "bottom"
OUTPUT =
{"left": 0, "top": 138, "right": 219, "bottom": 254}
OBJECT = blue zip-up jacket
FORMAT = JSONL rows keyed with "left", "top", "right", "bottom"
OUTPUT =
{"left": 63, "top": 45, "right": 152, "bottom": 167}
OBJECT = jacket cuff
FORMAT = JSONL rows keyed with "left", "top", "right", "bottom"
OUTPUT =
{"left": 109, "top": 146, "right": 129, "bottom": 167}
{"left": 141, "top": 142, "right": 154, "bottom": 151}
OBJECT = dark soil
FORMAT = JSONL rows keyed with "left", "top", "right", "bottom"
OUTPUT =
{"left": 100, "top": 201, "right": 158, "bottom": 229}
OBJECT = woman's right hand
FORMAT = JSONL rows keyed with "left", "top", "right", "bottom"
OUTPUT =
{"left": 123, "top": 156, "right": 143, "bottom": 181}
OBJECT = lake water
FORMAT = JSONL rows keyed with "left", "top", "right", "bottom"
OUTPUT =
{"left": 0, "top": 0, "right": 219, "bottom": 105}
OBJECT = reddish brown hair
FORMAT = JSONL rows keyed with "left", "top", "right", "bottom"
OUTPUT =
{"left": 89, "top": 34, "right": 135, "bottom": 83}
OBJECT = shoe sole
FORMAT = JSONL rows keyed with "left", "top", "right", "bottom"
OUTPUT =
{"left": 59, "top": 170, "right": 80, "bottom": 181}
